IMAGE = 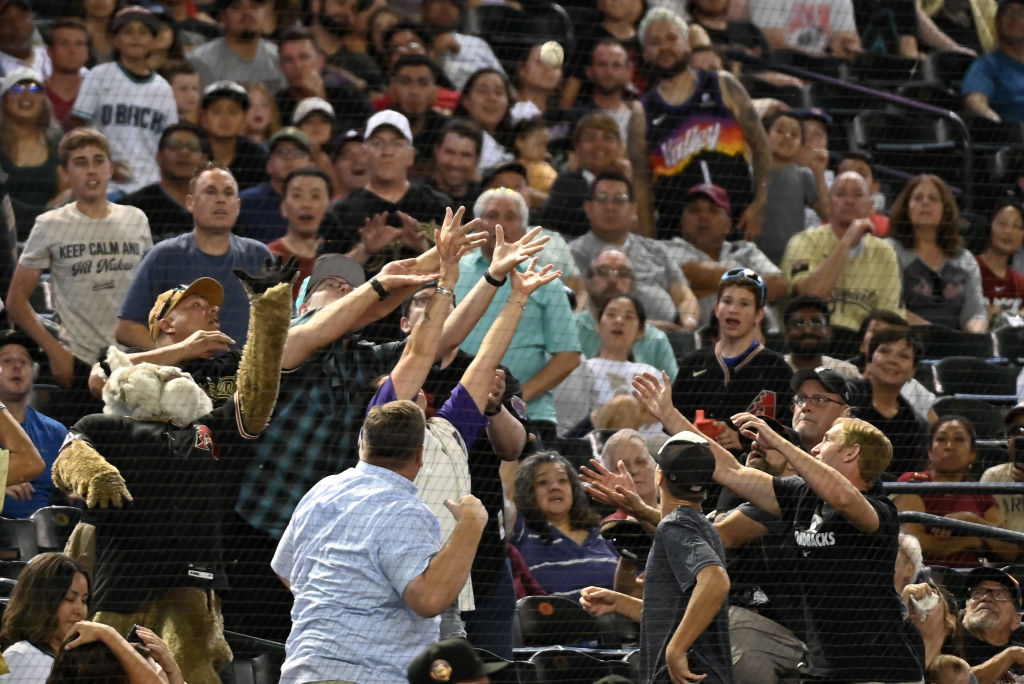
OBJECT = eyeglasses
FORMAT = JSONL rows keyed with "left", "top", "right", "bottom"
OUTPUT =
{"left": 590, "top": 192, "right": 631, "bottom": 205}
{"left": 969, "top": 587, "right": 1015, "bottom": 603}
{"left": 792, "top": 393, "right": 846, "bottom": 408}
{"left": 8, "top": 83, "right": 41, "bottom": 95}
{"left": 593, "top": 266, "right": 633, "bottom": 279}
{"left": 154, "top": 284, "right": 187, "bottom": 323}
{"left": 720, "top": 267, "right": 766, "bottom": 306}
{"left": 164, "top": 139, "right": 202, "bottom": 152}
{"left": 788, "top": 317, "right": 828, "bottom": 329}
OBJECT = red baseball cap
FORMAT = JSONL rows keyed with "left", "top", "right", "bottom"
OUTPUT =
{"left": 685, "top": 183, "right": 731, "bottom": 214}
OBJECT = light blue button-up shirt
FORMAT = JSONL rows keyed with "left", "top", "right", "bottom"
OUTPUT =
{"left": 455, "top": 251, "right": 582, "bottom": 424}
{"left": 272, "top": 460, "right": 442, "bottom": 684}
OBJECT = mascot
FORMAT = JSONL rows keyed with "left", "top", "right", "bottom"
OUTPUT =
{"left": 52, "top": 259, "right": 296, "bottom": 684}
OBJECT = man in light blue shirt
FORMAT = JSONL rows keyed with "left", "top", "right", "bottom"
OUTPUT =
{"left": 271, "top": 401, "right": 488, "bottom": 684}
{"left": 456, "top": 188, "right": 582, "bottom": 446}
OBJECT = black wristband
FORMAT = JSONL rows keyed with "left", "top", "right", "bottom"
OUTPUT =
{"left": 370, "top": 277, "right": 389, "bottom": 301}
{"left": 484, "top": 405, "right": 502, "bottom": 416}
{"left": 483, "top": 270, "right": 507, "bottom": 287}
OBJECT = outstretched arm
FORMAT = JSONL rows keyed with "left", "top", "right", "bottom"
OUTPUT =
{"left": 232, "top": 258, "right": 298, "bottom": 436}
{"left": 390, "top": 207, "right": 472, "bottom": 400}
{"left": 632, "top": 371, "right": 779, "bottom": 514}
{"left": 459, "top": 259, "right": 562, "bottom": 411}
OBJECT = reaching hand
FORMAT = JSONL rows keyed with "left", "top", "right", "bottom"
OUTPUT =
{"left": 509, "top": 257, "right": 560, "bottom": 298}
{"left": 631, "top": 371, "right": 674, "bottom": 424}
{"left": 443, "top": 494, "right": 488, "bottom": 529}
{"left": 434, "top": 207, "right": 487, "bottom": 277}
{"left": 359, "top": 213, "right": 402, "bottom": 255}
{"left": 376, "top": 258, "right": 442, "bottom": 292}
{"left": 396, "top": 211, "right": 431, "bottom": 252}
{"left": 731, "top": 412, "right": 785, "bottom": 454}
{"left": 234, "top": 256, "right": 300, "bottom": 295}
{"left": 489, "top": 225, "right": 551, "bottom": 278}
{"left": 580, "top": 458, "right": 637, "bottom": 503}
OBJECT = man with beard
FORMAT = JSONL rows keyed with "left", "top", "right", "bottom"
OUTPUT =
{"left": 187, "top": 0, "right": 284, "bottom": 91}
{"left": 574, "top": 250, "right": 678, "bottom": 379}
{"left": 628, "top": 8, "right": 771, "bottom": 241}
{"left": 121, "top": 123, "right": 208, "bottom": 243}
{"left": 782, "top": 295, "right": 861, "bottom": 378}
{"left": 568, "top": 39, "right": 643, "bottom": 141}
{"left": 420, "top": 118, "right": 482, "bottom": 209}
{"left": 273, "top": 26, "right": 372, "bottom": 133}
{"left": 959, "top": 567, "right": 1024, "bottom": 676}
{"left": 385, "top": 54, "right": 452, "bottom": 173}
{"left": 308, "top": 0, "right": 384, "bottom": 95}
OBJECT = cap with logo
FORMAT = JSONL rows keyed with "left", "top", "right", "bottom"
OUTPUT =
{"left": 407, "top": 638, "right": 508, "bottom": 684}
{"left": 365, "top": 109, "right": 413, "bottom": 143}
{"left": 656, "top": 431, "right": 717, "bottom": 494}
{"left": 148, "top": 277, "right": 224, "bottom": 342}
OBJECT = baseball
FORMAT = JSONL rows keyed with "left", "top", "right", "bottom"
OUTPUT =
{"left": 539, "top": 40, "right": 564, "bottom": 68}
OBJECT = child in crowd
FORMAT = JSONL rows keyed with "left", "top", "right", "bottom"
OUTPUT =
{"left": 758, "top": 110, "right": 828, "bottom": 265}
{"left": 244, "top": 82, "right": 279, "bottom": 144}
{"left": 71, "top": 5, "right": 178, "bottom": 197}
{"left": 513, "top": 117, "right": 557, "bottom": 202}
{"left": 160, "top": 60, "right": 201, "bottom": 125}
{"left": 198, "top": 80, "right": 268, "bottom": 190}
{"left": 294, "top": 97, "right": 342, "bottom": 196}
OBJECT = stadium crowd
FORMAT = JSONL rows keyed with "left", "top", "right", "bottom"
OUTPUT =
{"left": 2, "top": 0, "right": 1024, "bottom": 682}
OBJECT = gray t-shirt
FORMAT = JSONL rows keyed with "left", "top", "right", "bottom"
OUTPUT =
{"left": 187, "top": 38, "right": 284, "bottom": 92}
{"left": 759, "top": 163, "right": 818, "bottom": 265}
{"left": 642, "top": 505, "right": 731, "bottom": 684}
{"left": 570, "top": 232, "right": 687, "bottom": 323}
{"left": 20, "top": 203, "right": 152, "bottom": 362}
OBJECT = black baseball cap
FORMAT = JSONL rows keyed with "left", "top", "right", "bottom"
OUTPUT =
{"left": 783, "top": 294, "right": 830, "bottom": 322}
{"left": 0, "top": 329, "right": 43, "bottom": 361}
{"left": 791, "top": 366, "right": 852, "bottom": 405}
{"left": 481, "top": 161, "right": 528, "bottom": 189}
{"left": 966, "top": 566, "right": 1022, "bottom": 609}
{"left": 407, "top": 638, "right": 508, "bottom": 684}
{"left": 201, "top": 81, "right": 250, "bottom": 110}
{"left": 656, "top": 431, "right": 717, "bottom": 494}
{"left": 111, "top": 5, "right": 161, "bottom": 34}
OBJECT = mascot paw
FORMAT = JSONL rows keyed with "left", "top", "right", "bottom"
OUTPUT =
{"left": 86, "top": 471, "right": 133, "bottom": 509}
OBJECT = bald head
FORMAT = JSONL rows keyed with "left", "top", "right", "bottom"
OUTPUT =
{"left": 828, "top": 170, "right": 873, "bottom": 230}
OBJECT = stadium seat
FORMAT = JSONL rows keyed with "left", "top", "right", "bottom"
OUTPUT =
{"left": 923, "top": 50, "right": 976, "bottom": 90}
{"left": 850, "top": 110, "right": 961, "bottom": 186}
{"left": 473, "top": 2, "right": 575, "bottom": 75}
{"left": 475, "top": 650, "right": 527, "bottom": 684}
{"left": 932, "top": 357, "right": 1018, "bottom": 397}
{"left": 894, "top": 82, "right": 961, "bottom": 113}
{"left": 529, "top": 648, "right": 619, "bottom": 684}
{"left": 739, "top": 75, "right": 805, "bottom": 109}
{"left": 516, "top": 596, "right": 600, "bottom": 646}
{"left": 0, "top": 561, "right": 27, "bottom": 581}
{"left": 595, "top": 612, "right": 640, "bottom": 649}
{"left": 994, "top": 325, "right": 1024, "bottom": 362}
{"left": 0, "top": 519, "right": 37, "bottom": 562}
{"left": 30, "top": 506, "right": 81, "bottom": 553}
{"left": 932, "top": 396, "right": 1006, "bottom": 439}
{"left": 913, "top": 326, "right": 994, "bottom": 359}
{"left": 963, "top": 112, "right": 1024, "bottom": 151}
{"left": 850, "top": 52, "right": 923, "bottom": 85}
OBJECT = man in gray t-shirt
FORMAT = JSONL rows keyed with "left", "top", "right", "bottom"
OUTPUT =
{"left": 187, "top": 0, "right": 284, "bottom": 91}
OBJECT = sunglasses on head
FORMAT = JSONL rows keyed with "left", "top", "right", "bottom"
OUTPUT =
{"left": 155, "top": 284, "right": 188, "bottom": 323}
{"left": 720, "top": 267, "right": 766, "bottom": 307}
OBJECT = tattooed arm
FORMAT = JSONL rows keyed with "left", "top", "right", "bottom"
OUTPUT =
{"left": 720, "top": 70, "right": 771, "bottom": 242}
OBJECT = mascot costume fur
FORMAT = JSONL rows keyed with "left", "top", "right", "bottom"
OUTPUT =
{"left": 52, "top": 260, "right": 295, "bottom": 684}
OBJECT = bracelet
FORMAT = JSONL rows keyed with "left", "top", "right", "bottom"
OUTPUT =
{"left": 483, "top": 270, "right": 507, "bottom": 287}
{"left": 484, "top": 405, "right": 502, "bottom": 417}
{"left": 435, "top": 285, "right": 454, "bottom": 297}
{"left": 370, "top": 277, "right": 389, "bottom": 301}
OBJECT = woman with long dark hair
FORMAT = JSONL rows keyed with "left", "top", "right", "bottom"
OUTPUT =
{"left": 887, "top": 174, "right": 988, "bottom": 331}
{"left": 454, "top": 68, "right": 515, "bottom": 173}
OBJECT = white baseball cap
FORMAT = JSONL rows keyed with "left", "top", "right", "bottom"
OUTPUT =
{"left": 293, "top": 97, "right": 336, "bottom": 125}
{"left": 364, "top": 109, "right": 413, "bottom": 142}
